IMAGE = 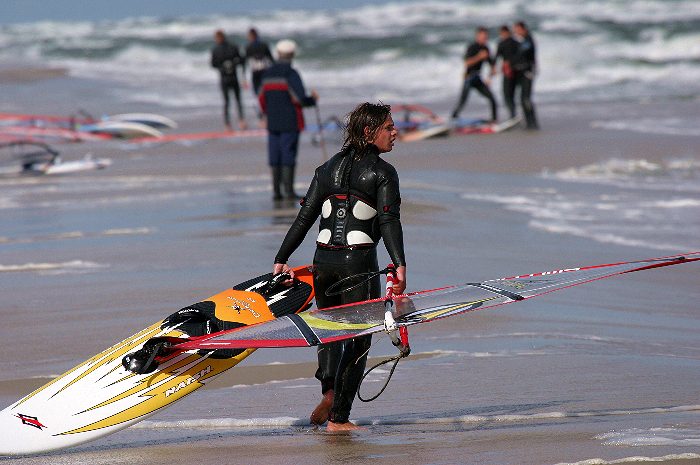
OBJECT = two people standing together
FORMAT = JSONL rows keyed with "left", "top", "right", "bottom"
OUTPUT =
{"left": 211, "top": 28, "right": 274, "bottom": 131}
{"left": 451, "top": 21, "right": 539, "bottom": 130}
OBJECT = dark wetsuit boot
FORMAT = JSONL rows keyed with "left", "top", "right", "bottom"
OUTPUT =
{"left": 271, "top": 166, "right": 282, "bottom": 200}
{"left": 281, "top": 165, "right": 299, "bottom": 199}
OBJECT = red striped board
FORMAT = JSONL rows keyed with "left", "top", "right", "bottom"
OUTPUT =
{"left": 454, "top": 116, "right": 522, "bottom": 135}
{"left": 129, "top": 129, "right": 267, "bottom": 145}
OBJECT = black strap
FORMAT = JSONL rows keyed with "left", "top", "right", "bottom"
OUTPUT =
{"left": 260, "top": 272, "right": 292, "bottom": 298}
{"left": 325, "top": 267, "right": 392, "bottom": 297}
{"left": 357, "top": 352, "right": 405, "bottom": 402}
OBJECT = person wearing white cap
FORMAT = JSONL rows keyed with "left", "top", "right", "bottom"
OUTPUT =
{"left": 258, "top": 39, "right": 318, "bottom": 200}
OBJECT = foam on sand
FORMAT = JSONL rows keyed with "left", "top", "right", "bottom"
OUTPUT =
{"left": 134, "top": 404, "right": 700, "bottom": 430}
{"left": 0, "top": 260, "right": 107, "bottom": 274}
{"left": 553, "top": 453, "right": 700, "bottom": 465}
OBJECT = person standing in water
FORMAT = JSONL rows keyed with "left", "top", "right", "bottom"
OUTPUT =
{"left": 258, "top": 40, "right": 317, "bottom": 200}
{"left": 512, "top": 21, "right": 539, "bottom": 129}
{"left": 451, "top": 26, "right": 498, "bottom": 123}
{"left": 211, "top": 29, "right": 247, "bottom": 131}
{"left": 273, "top": 102, "right": 407, "bottom": 432}
{"left": 494, "top": 25, "right": 520, "bottom": 120}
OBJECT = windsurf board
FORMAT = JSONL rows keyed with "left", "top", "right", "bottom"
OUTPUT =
{"left": 0, "top": 266, "right": 314, "bottom": 456}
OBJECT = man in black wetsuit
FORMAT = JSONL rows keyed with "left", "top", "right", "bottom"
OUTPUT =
{"left": 512, "top": 21, "right": 539, "bottom": 129}
{"left": 211, "top": 30, "right": 247, "bottom": 131}
{"left": 244, "top": 28, "right": 274, "bottom": 96}
{"left": 494, "top": 25, "right": 520, "bottom": 120}
{"left": 272, "top": 102, "right": 407, "bottom": 432}
{"left": 244, "top": 28, "right": 274, "bottom": 123}
{"left": 451, "top": 26, "right": 498, "bottom": 122}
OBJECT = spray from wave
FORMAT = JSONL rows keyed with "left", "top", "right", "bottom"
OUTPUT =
{"left": 2, "top": 0, "right": 699, "bottom": 108}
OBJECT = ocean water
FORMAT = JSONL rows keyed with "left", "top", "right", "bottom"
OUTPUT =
{"left": 2, "top": 0, "right": 700, "bottom": 111}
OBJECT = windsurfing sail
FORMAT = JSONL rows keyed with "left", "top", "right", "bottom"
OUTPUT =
{"left": 174, "top": 253, "right": 699, "bottom": 351}
{"left": 0, "top": 140, "right": 59, "bottom": 174}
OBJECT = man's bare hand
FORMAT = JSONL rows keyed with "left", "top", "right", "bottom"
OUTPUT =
{"left": 393, "top": 266, "right": 407, "bottom": 295}
{"left": 273, "top": 263, "right": 295, "bottom": 285}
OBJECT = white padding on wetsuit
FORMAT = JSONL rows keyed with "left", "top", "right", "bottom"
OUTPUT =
{"left": 352, "top": 200, "right": 377, "bottom": 220}
{"left": 346, "top": 230, "right": 373, "bottom": 245}
{"left": 317, "top": 229, "right": 331, "bottom": 244}
{"left": 321, "top": 199, "right": 332, "bottom": 219}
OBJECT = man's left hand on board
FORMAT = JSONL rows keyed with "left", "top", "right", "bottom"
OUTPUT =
{"left": 273, "top": 262, "right": 295, "bottom": 285}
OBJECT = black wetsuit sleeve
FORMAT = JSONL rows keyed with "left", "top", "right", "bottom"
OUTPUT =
{"left": 211, "top": 47, "right": 220, "bottom": 69}
{"left": 376, "top": 163, "right": 406, "bottom": 267}
{"left": 274, "top": 169, "right": 324, "bottom": 264}
{"left": 288, "top": 69, "right": 316, "bottom": 107}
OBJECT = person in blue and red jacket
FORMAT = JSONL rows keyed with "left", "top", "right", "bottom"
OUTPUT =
{"left": 258, "top": 40, "right": 318, "bottom": 200}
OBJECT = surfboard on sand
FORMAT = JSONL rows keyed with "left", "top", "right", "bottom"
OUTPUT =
{"left": 453, "top": 116, "right": 523, "bottom": 135}
{"left": 391, "top": 104, "right": 451, "bottom": 142}
{"left": 0, "top": 266, "right": 314, "bottom": 456}
{"left": 128, "top": 128, "right": 267, "bottom": 146}
{"left": 0, "top": 112, "right": 177, "bottom": 130}
{"left": 0, "top": 140, "right": 111, "bottom": 175}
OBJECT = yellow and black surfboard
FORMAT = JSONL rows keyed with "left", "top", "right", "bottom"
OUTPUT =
{"left": 0, "top": 266, "right": 314, "bottom": 456}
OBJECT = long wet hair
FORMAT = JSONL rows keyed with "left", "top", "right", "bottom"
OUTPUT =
{"left": 342, "top": 102, "right": 392, "bottom": 153}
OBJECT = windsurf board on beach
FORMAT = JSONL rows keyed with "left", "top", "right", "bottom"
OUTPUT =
{"left": 128, "top": 128, "right": 267, "bottom": 146}
{"left": 104, "top": 113, "right": 178, "bottom": 129}
{"left": 0, "top": 266, "right": 314, "bottom": 456}
{"left": 453, "top": 116, "right": 522, "bottom": 135}
{"left": 0, "top": 140, "right": 110, "bottom": 175}
{"left": 391, "top": 104, "right": 451, "bottom": 142}
{"left": 80, "top": 121, "right": 164, "bottom": 139}
{"left": 0, "top": 112, "right": 177, "bottom": 130}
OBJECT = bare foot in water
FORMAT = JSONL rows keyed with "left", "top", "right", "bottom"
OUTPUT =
{"left": 310, "top": 390, "right": 334, "bottom": 425}
{"left": 326, "top": 420, "right": 365, "bottom": 432}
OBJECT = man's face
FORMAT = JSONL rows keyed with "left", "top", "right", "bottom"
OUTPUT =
{"left": 476, "top": 31, "right": 489, "bottom": 44}
{"left": 514, "top": 25, "right": 526, "bottom": 38}
{"left": 368, "top": 116, "right": 397, "bottom": 153}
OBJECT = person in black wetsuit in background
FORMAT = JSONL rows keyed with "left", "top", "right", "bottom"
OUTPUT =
{"left": 272, "top": 102, "right": 407, "bottom": 432}
{"left": 494, "top": 25, "right": 520, "bottom": 120}
{"left": 211, "top": 30, "right": 247, "bottom": 131}
{"left": 512, "top": 21, "right": 539, "bottom": 130}
{"left": 451, "top": 26, "right": 498, "bottom": 122}
{"left": 244, "top": 28, "right": 274, "bottom": 123}
{"left": 245, "top": 28, "right": 274, "bottom": 96}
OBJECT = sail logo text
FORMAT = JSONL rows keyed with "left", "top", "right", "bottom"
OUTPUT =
{"left": 512, "top": 268, "right": 581, "bottom": 279}
{"left": 165, "top": 366, "right": 212, "bottom": 397}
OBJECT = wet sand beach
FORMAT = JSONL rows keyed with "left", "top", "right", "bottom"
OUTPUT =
{"left": 1, "top": 93, "right": 699, "bottom": 465}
